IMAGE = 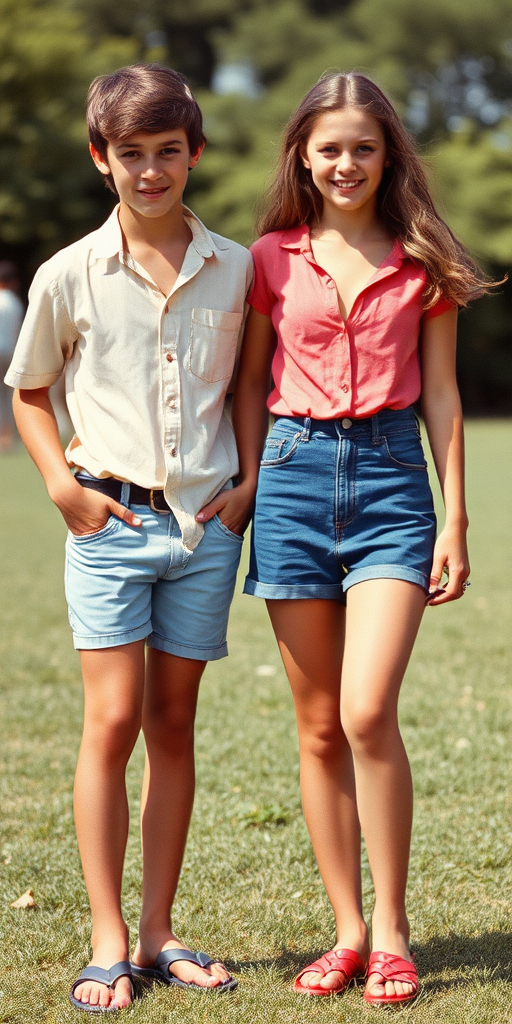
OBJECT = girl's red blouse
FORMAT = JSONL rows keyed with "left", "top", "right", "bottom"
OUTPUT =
{"left": 248, "top": 225, "right": 454, "bottom": 419}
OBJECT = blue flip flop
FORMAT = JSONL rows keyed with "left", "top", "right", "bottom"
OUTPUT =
{"left": 130, "top": 948, "right": 237, "bottom": 992}
{"left": 69, "top": 961, "right": 134, "bottom": 1013}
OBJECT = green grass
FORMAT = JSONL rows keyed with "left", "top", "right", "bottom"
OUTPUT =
{"left": 1, "top": 420, "right": 511, "bottom": 1023}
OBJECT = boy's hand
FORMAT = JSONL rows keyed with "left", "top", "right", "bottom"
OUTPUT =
{"left": 49, "top": 477, "right": 142, "bottom": 537}
{"left": 196, "top": 481, "right": 256, "bottom": 538}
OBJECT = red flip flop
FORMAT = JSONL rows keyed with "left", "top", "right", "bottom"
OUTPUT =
{"left": 363, "top": 951, "right": 419, "bottom": 1006}
{"left": 294, "top": 948, "right": 367, "bottom": 996}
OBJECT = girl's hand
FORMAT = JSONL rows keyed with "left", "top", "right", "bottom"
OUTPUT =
{"left": 426, "top": 524, "right": 470, "bottom": 605}
{"left": 196, "top": 480, "right": 256, "bottom": 538}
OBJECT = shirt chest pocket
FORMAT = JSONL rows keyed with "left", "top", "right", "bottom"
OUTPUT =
{"left": 189, "top": 308, "right": 243, "bottom": 383}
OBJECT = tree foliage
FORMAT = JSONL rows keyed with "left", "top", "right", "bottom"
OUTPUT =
{"left": 1, "top": 0, "right": 511, "bottom": 409}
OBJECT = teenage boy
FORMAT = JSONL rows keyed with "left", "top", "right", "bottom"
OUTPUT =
{"left": 6, "top": 63, "right": 253, "bottom": 1011}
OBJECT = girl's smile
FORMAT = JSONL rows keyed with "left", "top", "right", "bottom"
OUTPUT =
{"left": 301, "top": 107, "right": 388, "bottom": 219}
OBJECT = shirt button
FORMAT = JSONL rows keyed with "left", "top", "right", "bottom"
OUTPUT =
{"left": 166, "top": 353, "right": 173, "bottom": 362}
{"left": 164, "top": 304, "right": 169, "bottom": 314}
{"left": 341, "top": 417, "right": 352, "bottom": 429}
{"left": 169, "top": 447, "right": 177, "bottom": 456}
{"left": 341, "top": 382, "right": 349, "bottom": 393}
{"left": 168, "top": 399, "right": 176, "bottom": 409}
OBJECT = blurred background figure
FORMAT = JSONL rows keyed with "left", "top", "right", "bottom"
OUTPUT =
{"left": 0, "top": 261, "right": 24, "bottom": 451}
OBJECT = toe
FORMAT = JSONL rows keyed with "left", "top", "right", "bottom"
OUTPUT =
{"left": 209, "top": 961, "right": 232, "bottom": 984}
{"left": 111, "top": 976, "right": 133, "bottom": 1008}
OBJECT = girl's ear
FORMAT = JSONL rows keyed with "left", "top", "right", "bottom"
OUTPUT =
{"left": 299, "top": 143, "right": 311, "bottom": 170}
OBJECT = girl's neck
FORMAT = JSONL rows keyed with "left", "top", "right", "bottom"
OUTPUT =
{"left": 311, "top": 202, "right": 389, "bottom": 248}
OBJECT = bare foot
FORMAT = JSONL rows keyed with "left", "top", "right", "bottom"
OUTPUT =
{"left": 133, "top": 935, "right": 233, "bottom": 989}
{"left": 72, "top": 942, "right": 132, "bottom": 1009}
{"left": 297, "top": 928, "right": 369, "bottom": 993}
{"left": 365, "top": 920, "right": 415, "bottom": 1002}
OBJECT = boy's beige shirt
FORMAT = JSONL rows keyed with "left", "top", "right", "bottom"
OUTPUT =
{"left": 6, "top": 206, "right": 253, "bottom": 550}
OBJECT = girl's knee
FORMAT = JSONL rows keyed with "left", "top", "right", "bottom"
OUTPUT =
{"left": 342, "top": 703, "right": 398, "bottom": 754}
{"left": 143, "top": 698, "right": 196, "bottom": 753}
{"left": 83, "top": 704, "right": 141, "bottom": 760}
{"left": 298, "top": 717, "right": 346, "bottom": 762}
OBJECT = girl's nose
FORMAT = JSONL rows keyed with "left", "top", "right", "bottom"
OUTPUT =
{"left": 336, "top": 150, "right": 356, "bottom": 174}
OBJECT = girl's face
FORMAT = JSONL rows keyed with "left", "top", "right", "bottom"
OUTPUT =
{"left": 300, "top": 106, "right": 389, "bottom": 219}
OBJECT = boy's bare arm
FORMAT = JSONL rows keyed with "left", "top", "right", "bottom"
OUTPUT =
{"left": 196, "top": 308, "right": 274, "bottom": 536}
{"left": 13, "top": 388, "right": 141, "bottom": 536}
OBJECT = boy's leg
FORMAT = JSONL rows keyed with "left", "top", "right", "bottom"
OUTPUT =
{"left": 73, "top": 640, "right": 145, "bottom": 1009}
{"left": 132, "top": 649, "right": 232, "bottom": 988}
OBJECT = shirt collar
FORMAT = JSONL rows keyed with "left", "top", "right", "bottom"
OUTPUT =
{"left": 91, "top": 204, "right": 229, "bottom": 261}
{"left": 279, "top": 225, "right": 406, "bottom": 268}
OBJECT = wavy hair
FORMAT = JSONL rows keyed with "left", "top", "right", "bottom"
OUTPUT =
{"left": 258, "top": 73, "right": 494, "bottom": 307}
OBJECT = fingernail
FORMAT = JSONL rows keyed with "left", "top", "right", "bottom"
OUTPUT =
{"left": 196, "top": 513, "right": 206, "bottom": 520}
{"left": 133, "top": 517, "right": 142, "bottom": 525}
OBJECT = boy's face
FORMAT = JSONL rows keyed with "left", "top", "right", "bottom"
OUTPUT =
{"left": 90, "top": 129, "right": 203, "bottom": 219}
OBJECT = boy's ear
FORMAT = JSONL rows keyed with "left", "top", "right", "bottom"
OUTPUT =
{"left": 89, "top": 143, "right": 111, "bottom": 177}
{"left": 188, "top": 142, "right": 205, "bottom": 170}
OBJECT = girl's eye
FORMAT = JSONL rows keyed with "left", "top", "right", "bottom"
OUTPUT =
{"left": 357, "top": 145, "right": 375, "bottom": 153}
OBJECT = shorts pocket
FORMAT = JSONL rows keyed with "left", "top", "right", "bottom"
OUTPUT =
{"left": 212, "top": 513, "right": 244, "bottom": 541}
{"left": 382, "top": 432, "right": 428, "bottom": 470}
{"left": 68, "top": 515, "right": 121, "bottom": 542}
{"left": 189, "top": 308, "right": 243, "bottom": 383}
{"left": 260, "top": 430, "right": 302, "bottom": 466}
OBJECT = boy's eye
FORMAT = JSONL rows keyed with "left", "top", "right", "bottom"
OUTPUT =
{"left": 120, "top": 150, "right": 139, "bottom": 159}
{"left": 161, "top": 147, "right": 180, "bottom": 156}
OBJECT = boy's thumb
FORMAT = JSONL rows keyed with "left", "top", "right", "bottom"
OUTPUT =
{"left": 109, "top": 499, "right": 142, "bottom": 527}
{"left": 196, "top": 498, "right": 221, "bottom": 523}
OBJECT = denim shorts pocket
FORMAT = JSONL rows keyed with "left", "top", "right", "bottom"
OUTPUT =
{"left": 260, "top": 430, "right": 302, "bottom": 466}
{"left": 68, "top": 515, "right": 121, "bottom": 542}
{"left": 382, "top": 432, "right": 428, "bottom": 470}
{"left": 212, "top": 513, "right": 244, "bottom": 541}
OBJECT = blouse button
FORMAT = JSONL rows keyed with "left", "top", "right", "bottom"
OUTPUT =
{"left": 341, "top": 418, "right": 352, "bottom": 429}
{"left": 164, "top": 304, "right": 169, "bottom": 314}
{"left": 166, "top": 353, "right": 173, "bottom": 362}
{"left": 341, "top": 382, "right": 349, "bottom": 393}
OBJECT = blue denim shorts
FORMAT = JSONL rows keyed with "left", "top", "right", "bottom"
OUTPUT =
{"left": 244, "top": 407, "right": 436, "bottom": 604}
{"left": 65, "top": 484, "right": 243, "bottom": 657}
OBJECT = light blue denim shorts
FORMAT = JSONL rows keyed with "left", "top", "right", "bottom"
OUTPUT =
{"left": 244, "top": 407, "right": 436, "bottom": 604}
{"left": 65, "top": 484, "right": 243, "bottom": 657}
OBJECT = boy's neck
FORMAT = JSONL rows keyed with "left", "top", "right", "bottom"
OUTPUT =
{"left": 118, "top": 200, "right": 192, "bottom": 252}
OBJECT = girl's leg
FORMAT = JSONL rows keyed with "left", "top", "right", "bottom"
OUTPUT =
{"left": 73, "top": 640, "right": 146, "bottom": 1009}
{"left": 340, "top": 578, "right": 425, "bottom": 1000}
{"left": 267, "top": 598, "right": 369, "bottom": 993}
{"left": 132, "top": 649, "right": 231, "bottom": 988}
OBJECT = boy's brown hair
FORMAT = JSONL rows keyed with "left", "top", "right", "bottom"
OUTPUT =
{"left": 87, "top": 63, "right": 206, "bottom": 194}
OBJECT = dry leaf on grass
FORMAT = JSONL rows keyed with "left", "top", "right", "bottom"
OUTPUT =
{"left": 10, "top": 889, "right": 36, "bottom": 909}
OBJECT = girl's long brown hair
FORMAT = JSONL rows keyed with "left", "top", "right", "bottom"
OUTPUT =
{"left": 258, "top": 73, "right": 493, "bottom": 307}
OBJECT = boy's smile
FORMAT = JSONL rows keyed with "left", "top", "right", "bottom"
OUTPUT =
{"left": 90, "top": 129, "right": 202, "bottom": 221}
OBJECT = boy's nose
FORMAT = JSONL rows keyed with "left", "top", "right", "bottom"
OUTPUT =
{"left": 141, "top": 164, "right": 163, "bottom": 180}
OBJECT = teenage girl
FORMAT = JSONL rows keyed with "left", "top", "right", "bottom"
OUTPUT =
{"left": 198, "top": 71, "right": 491, "bottom": 1006}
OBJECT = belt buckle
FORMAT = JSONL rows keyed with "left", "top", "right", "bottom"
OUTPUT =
{"left": 149, "top": 489, "right": 171, "bottom": 514}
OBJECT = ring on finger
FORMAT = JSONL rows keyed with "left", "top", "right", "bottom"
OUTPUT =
{"left": 462, "top": 580, "right": 471, "bottom": 592}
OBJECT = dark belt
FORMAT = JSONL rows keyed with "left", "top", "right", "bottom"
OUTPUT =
{"left": 75, "top": 474, "right": 171, "bottom": 513}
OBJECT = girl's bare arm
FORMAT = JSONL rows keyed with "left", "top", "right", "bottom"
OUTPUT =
{"left": 420, "top": 308, "right": 470, "bottom": 604}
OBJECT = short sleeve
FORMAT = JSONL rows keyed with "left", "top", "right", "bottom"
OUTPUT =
{"left": 4, "top": 262, "right": 77, "bottom": 389}
{"left": 247, "top": 237, "right": 276, "bottom": 316}
{"left": 422, "top": 295, "right": 456, "bottom": 320}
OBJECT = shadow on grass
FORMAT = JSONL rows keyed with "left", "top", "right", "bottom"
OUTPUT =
{"left": 227, "top": 930, "right": 512, "bottom": 990}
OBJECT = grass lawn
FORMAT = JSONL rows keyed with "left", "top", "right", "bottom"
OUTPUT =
{"left": 0, "top": 420, "right": 511, "bottom": 1023}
